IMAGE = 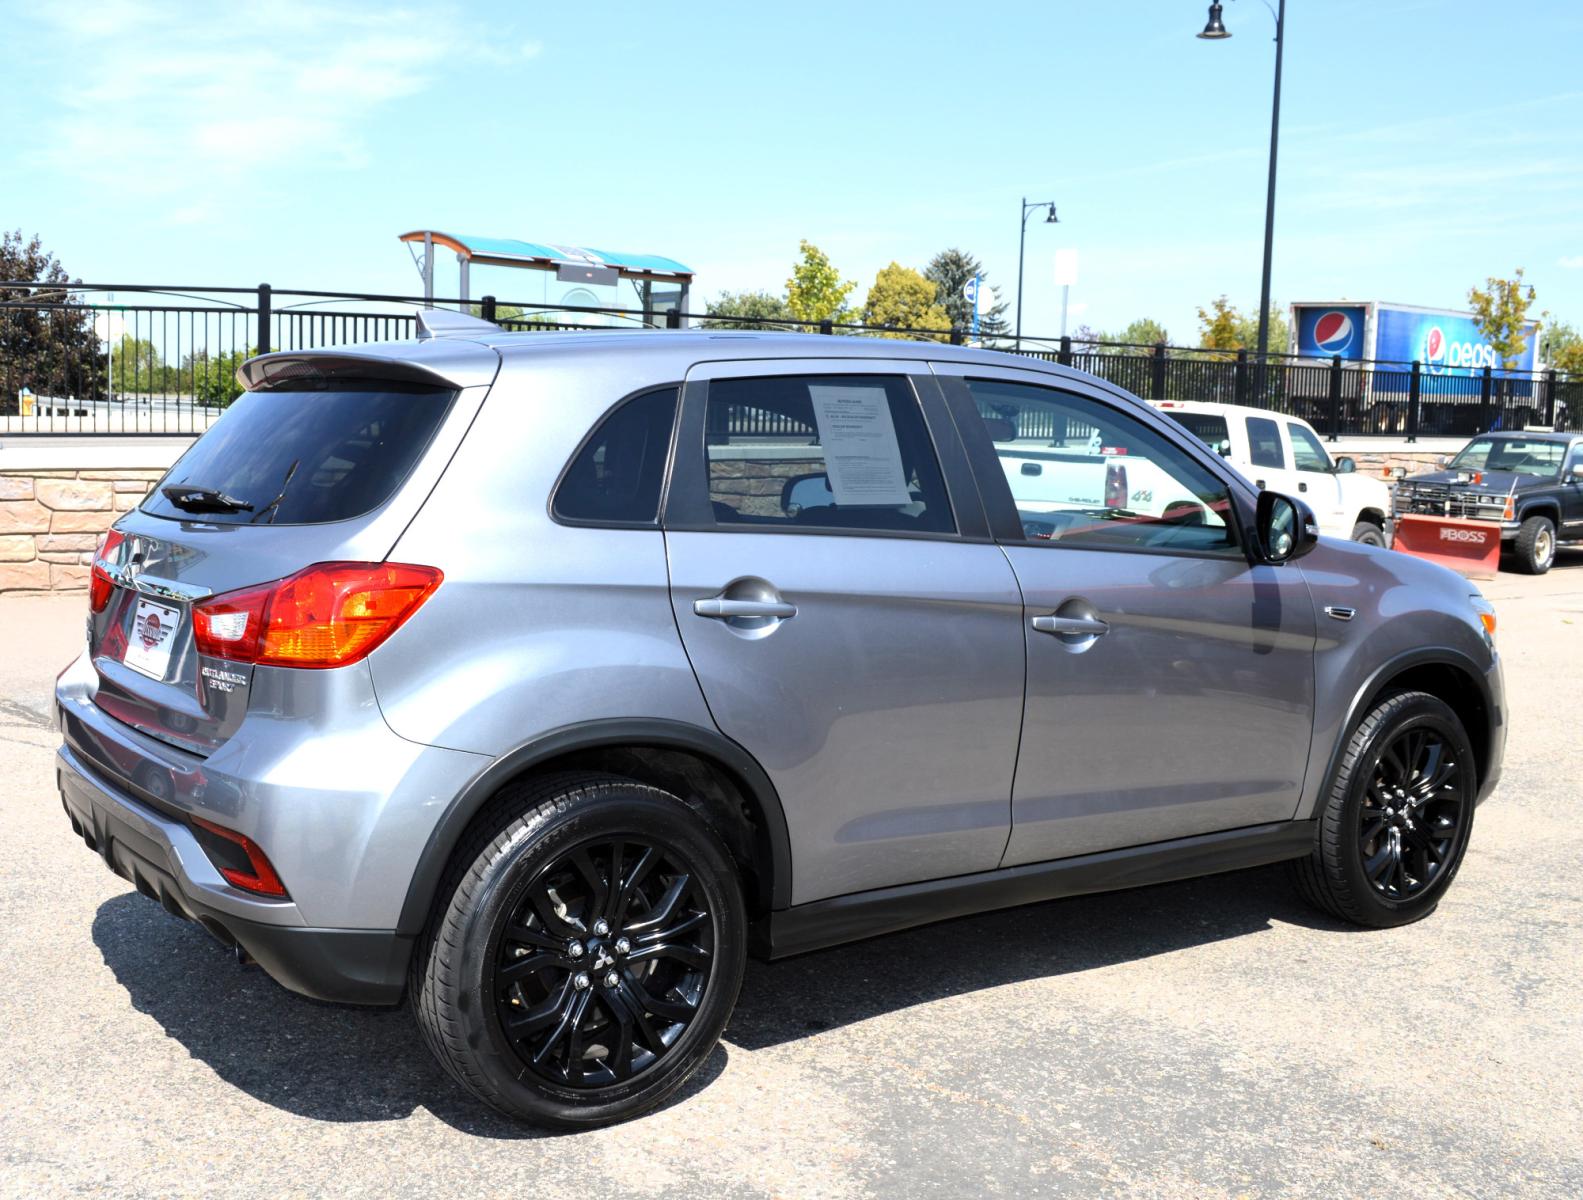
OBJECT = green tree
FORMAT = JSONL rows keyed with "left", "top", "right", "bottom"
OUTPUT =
{"left": 785, "top": 240, "right": 856, "bottom": 326}
{"left": 111, "top": 335, "right": 169, "bottom": 394}
{"left": 705, "top": 290, "right": 793, "bottom": 329}
{"left": 0, "top": 230, "right": 102, "bottom": 409}
{"left": 1543, "top": 319, "right": 1583, "bottom": 375}
{"left": 1196, "top": 297, "right": 1290, "bottom": 357}
{"left": 182, "top": 346, "right": 255, "bottom": 408}
{"left": 860, "top": 263, "right": 951, "bottom": 339}
{"left": 923, "top": 248, "right": 1009, "bottom": 337}
{"left": 1107, "top": 317, "right": 1172, "bottom": 349}
{"left": 1467, "top": 268, "right": 1539, "bottom": 370}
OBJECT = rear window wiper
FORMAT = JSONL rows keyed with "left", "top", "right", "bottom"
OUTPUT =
{"left": 161, "top": 483, "right": 255, "bottom": 513}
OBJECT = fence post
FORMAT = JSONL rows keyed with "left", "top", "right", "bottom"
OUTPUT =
{"left": 256, "top": 283, "right": 271, "bottom": 356}
{"left": 1327, "top": 354, "right": 1342, "bottom": 441}
{"left": 1234, "top": 348, "right": 1249, "bottom": 406}
{"left": 819, "top": 319, "right": 833, "bottom": 336}
{"left": 949, "top": 327, "right": 963, "bottom": 346}
{"left": 480, "top": 295, "right": 497, "bottom": 323}
{"left": 1544, "top": 368, "right": 1558, "bottom": 427}
{"left": 1478, "top": 364, "right": 1492, "bottom": 432}
{"left": 1407, "top": 359, "right": 1421, "bottom": 443}
{"left": 1058, "top": 335, "right": 1072, "bottom": 366}
{"left": 665, "top": 308, "right": 681, "bottom": 330}
{"left": 1151, "top": 341, "right": 1167, "bottom": 400}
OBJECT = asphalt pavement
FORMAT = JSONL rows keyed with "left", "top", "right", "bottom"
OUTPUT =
{"left": 2, "top": 552, "right": 1581, "bottom": 1198}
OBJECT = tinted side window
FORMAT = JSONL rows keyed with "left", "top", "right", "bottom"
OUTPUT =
{"left": 554, "top": 387, "right": 678, "bottom": 524}
{"left": 1246, "top": 416, "right": 1285, "bottom": 469}
{"left": 704, "top": 375, "right": 954, "bottom": 535}
{"left": 143, "top": 384, "right": 455, "bottom": 525}
{"left": 963, "top": 378, "right": 1240, "bottom": 557}
{"left": 1287, "top": 422, "right": 1332, "bottom": 472}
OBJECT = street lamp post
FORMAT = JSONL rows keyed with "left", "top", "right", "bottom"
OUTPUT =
{"left": 1199, "top": 0, "right": 1285, "bottom": 386}
{"left": 1015, "top": 197, "right": 1059, "bottom": 348}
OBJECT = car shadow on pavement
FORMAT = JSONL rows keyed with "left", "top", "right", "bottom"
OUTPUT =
{"left": 94, "top": 863, "right": 1339, "bottom": 1131}
{"left": 728, "top": 863, "right": 1346, "bottom": 1051}
{"left": 91, "top": 893, "right": 727, "bottom": 1136}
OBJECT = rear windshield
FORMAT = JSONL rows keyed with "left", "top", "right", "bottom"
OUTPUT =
{"left": 1163, "top": 411, "right": 1230, "bottom": 451}
{"left": 142, "top": 384, "right": 455, "bottom": 525}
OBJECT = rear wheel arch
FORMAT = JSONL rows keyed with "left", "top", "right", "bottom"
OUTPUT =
{"left": 396, "top": 720, "right": 792, "bottom": 938}
{"left": 1356, "top": 507, "right": 1386, "bottom": 529}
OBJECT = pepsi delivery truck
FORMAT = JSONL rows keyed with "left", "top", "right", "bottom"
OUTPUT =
{"left": 1291, "top": 300, "right": 1540, "bottom": 374}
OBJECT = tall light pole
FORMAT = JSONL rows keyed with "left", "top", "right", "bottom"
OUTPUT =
{"left": 1199, "top": 0, "right": 1285, "bottom": 383}
{"left": 1015, "top": 197, "right": 1059, "bottom": 348}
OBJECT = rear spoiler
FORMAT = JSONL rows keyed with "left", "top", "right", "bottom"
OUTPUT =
{"left": 236, "top": 350, "right": 474, "bottom": 393}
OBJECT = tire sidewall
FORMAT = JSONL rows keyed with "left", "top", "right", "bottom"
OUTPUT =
{"left": 1351, "top": 521, "right": 1386, "bottom": 547}
{"left": 1334, "top": 697, "right": 1477, "bottom": 924}
{"left": 449, "top": 787, "right": 746, "bottom": 1127}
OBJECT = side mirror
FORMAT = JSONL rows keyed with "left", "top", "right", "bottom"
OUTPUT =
{"left": 781, "top": 472, "right": 834, "bottom": 517}
{"left": 1255, "top": 491, "right": 1319, "bottom": 565}
{"left": 1217, "top": 439, "right": 1233, "bottom": 458}
{"left": 1437, "top": 455, "right": 1453, "bottom": 468}
{"left": 1571, "top": 462, "right": 1583, "bottom": 481}
{"left": 1335, "top": 456, "right": 1356, "bottom": 474}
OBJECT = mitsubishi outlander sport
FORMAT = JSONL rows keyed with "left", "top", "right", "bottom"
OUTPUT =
{"left": 56, "top": 314, "right": 1505, "bottom": 1126}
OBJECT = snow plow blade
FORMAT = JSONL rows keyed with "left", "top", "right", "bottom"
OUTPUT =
{"left": 1390, "top": 514, "right": 1502, "bottom": 580}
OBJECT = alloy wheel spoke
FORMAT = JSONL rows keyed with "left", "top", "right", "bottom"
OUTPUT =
{"left": 626, "top": 973, "right": 699, "bottom": 1024}
{"left": 560, "top": 989, "right": 592, "bottom": 1081}
{"left": 497, "top": 950, "right": 564, "bottom": 982}
{"left": 532, "top": 986, "right": 590, "bottom": 1067}
{"left": 1363, "top": 843, "right": 1395, "bottom": 886}
{"left": 506, "top": 924, "right": 566, "bottom": 953}
{"left": 608, "top": 979, "right": 667, "bottom": 1057}
{"left": 508, "top": 980, "right": 573, "bottom": 1037}
{"left": 609, "top": 845, "right": 658, "bottom": 930}
{"left": 568, "top": 849, "right": 610, "bottom": 924}
{"left": 625, "top": 874, "right": 691, "bottom": 935}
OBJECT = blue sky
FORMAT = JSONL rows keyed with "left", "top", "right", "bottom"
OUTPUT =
{"left": 3, "top": 0, "right": 1581, "bottom": 344}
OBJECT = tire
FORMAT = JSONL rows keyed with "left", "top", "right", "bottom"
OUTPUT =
{"left": 1350, "top": 520, "right": 1386, "bottom": 547}
{"left": 1513, "top": 514, "right": 1556, "bottom": 574}
{"left": 1291, "top": 691, "right": 1476, "bottom": 928}
{"left": 411, "top": 772, "right": 747, "bottom": 1127}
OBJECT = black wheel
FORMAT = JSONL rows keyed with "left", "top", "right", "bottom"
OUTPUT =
{"left": 411, "top": 773, "right": 746, "bottom": 1127}
{"left": 1292, "top": 691, "right": 1476, "bottom": 928}
{"left": 1513, "top": 514, "right": 1555, "bottom": 574}
{"left": 1350, "top": 520, "right": 1386, "bottom": 547}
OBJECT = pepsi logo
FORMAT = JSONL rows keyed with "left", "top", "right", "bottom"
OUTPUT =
{"left": 1313, "top": 310, "right": 1355, "bottom": 352}
{"left": 1424, "top": 326, "right": 1446, "bottom": 367}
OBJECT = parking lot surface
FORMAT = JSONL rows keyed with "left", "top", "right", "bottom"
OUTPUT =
{"left": 3, "top": 553, "right": 1581, "bottom": 1199}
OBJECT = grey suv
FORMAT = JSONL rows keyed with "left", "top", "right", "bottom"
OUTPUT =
{"left": 56, "top": 320, "right": 1505, "bottom": 1126}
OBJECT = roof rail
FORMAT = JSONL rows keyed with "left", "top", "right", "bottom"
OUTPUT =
{"left": 414, "top": 307, "right": 499, "bottom": 340}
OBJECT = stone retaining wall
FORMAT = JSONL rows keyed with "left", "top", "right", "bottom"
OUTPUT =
{"left": 0, "top": 469, "right": 166, "bottom": 592}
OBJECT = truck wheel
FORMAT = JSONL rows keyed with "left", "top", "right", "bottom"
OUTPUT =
{"left": 411, "top": 772, "right": 747, "bottom": 1127}
{"left": 1350, "top": 520, "right": 1386, "bottom": 547}
{"left": 1291, "top": 691, "right": 1475, "bottom": 928}
{"left": 1513, "top": 515, "right": 1556, "bottom": 574}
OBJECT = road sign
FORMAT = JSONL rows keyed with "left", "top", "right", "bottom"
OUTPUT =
{"left": 962, "top": 277, "right": 980, "bottom": 306}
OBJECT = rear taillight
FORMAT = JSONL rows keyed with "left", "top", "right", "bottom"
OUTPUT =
{"left": 89, "top": 529, "right": 126, "bottom": 613}
{"left": 1104, "top": 462, "right": 1129, "bottom": 508}
{"left": 192, "top": 561, "right": 442, "bottom": 669}
{"left": 190, "top": 816, "right": 288, "bottom": 897}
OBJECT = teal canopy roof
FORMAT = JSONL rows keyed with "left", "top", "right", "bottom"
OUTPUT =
{"left": 400, "top": 230, "right": 693, "bottom": 279}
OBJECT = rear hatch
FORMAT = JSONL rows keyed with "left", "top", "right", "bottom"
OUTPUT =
{"left": 84, "top": 344, "right": 496, "bottom": 758}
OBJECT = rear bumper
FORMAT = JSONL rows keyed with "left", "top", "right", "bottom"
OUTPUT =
{"left": 58, "top": 744, "right": 411, "bottom": 1004}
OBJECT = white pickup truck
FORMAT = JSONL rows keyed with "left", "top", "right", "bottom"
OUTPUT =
{"left": 1151, "top": 401, "right": 1392, "bottom": 544}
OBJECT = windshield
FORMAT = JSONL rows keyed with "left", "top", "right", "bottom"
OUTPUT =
{"left": 142, "top": 383, "right": 456, "bottom": 525}
{"left": 1449, "top": 437, "right": 1565, "bottom": 479}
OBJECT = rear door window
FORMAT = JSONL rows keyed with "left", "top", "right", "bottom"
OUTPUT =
{"left": 142, "top": 383, "right": 456, "bottom": 525}
{"left": 1287, "top": 421, "right": 1333, "bottom": 472}
{"left": 1246, "top": 416, "right": 1285, "bottom": 469}
{"left": 703, "top": 374, "right": 955, "bottom": 535}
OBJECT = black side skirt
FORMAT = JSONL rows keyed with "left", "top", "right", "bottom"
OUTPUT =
{"left": 756, "top": 820, "right": 1317, "bottom": 960}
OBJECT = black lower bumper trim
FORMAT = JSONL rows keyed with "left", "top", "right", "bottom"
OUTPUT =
{"left": 59, "top": 765, "right": 411, "bottom": 1006}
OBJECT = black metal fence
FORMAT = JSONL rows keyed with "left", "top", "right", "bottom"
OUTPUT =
{"left": 3, "top": 281, "right": 1578, "bottom": 439}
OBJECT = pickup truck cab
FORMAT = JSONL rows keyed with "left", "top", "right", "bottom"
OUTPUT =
{"left": 1394, "top": 431, "right": 1583, "bottom": 574}
{"left": 1152, "top": 401, "right": 1392, "bottom": 544}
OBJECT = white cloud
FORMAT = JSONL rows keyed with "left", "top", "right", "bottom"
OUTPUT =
{"left": 27, "top": 3, "right": 541, "bottom": 215}
{"left": 1560, "top": 255, "right": 1583, "bottom": 269}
